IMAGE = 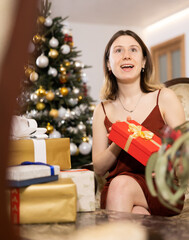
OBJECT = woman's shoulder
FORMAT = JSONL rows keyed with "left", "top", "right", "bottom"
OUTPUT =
{"left": 93, "top": 100, "right": 114, "bottom": 118}
{"left": 95, "top": 100, "right": 113, "bottom": 110}
{"left": 159, "top": 87, "right": 177, "bottom": 101}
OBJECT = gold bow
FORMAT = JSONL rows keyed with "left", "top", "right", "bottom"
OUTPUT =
{"left": 128, "top": 123, "right": 154, "bottom": 140}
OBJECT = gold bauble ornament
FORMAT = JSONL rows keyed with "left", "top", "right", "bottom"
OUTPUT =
{"left": 46, "top": 91, "right": 55, "bottom": 101}
{"left": 33, "top": 34, "right": 42, "bottom": 44}
{"left": 60, "top": 87, "right": 69, "bottom": 96}
{"left": 78, "top": 95, "right": 83, "bottom": 101}
{"left": 37, "top": 16, "right": 45, "bottom": 24}
{"left": 36, "top": 86, "right": 46, "bottom": 97}
{"left": 59, "top": 64, "right": 66, "bottom": 74}
{"left": 68, "top": 42, "right": 74, "bottom": 47}
{"left": 36, "top": 102, "right": 45, "bottom": 110}
{"left": 82, "top": 136, "right": 89, "bottom": 142}
{"left": 29, "top": 71, "right": 39, "bottom": 82}
{"left": 49, "top": 108, "right": 59, "bottom": 118}
{"left": 64, "top": 60, "right": 71, "bottom": 67}
{"left": 24, "top": 67, "right": 33, "bottom": 77}
{"left": 89, "top": 104, "right": 96, "bottom": 112}
{"left": 59, "top": 75, "right": 67, "bottom": 83}
{"left": 46, "top": 123, "right": 54, "bottom": 134}
{"left": 48, "top": 49, "right": 59, "bottom": 58}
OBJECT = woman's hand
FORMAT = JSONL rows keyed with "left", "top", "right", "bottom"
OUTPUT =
{"left": 107, "top": 116, "right": 132, "bottom": 138}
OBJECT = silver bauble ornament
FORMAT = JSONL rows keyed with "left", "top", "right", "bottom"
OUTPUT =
{"left": 80, "top": 71, "right": 88, "bottom": 83}
{"left": 57, "top": 119, "right": 65, "bottom": 127}
{"left": 79, "top": 142, "right": 92, "bottom": 155}
{"left": 70, "top": 142, "right": 78, "bottom": 155}
{"left": 49, "top": 37, "right": 59, "bottom": 48}
{"left": 55, "top": 89, "right": 61, "bottom": 97}
{"left": 28, "top": 109, "right": 38, "bottom": 118}
{"left": 71, "top": 110, "right": 76, "bottom": 118}
{"left": 30, "top": 93, "right": 38, "bottom": 102}
{"left": 68, "top": 98, "right": 78, "bottom": 107}
{"left": 77, "top": 121, "right": 86, "bottom": 133}
{"left": 65, "top": 109, "right": 71, "bottom": 119}
{"left": 79, "top": 104, "right": 88, "bottom": 113}
{"left": 36, "top": 54, "right": 49, "bottom": 68}
{"left": 49, "top": 129, "right": 61, "bottom": 138}
{"left": 72, "top": 87, "right": 80, "bottom": 95}
{"left": 44, "top": 17, "right": 53, "bottom": 27}
{"left": 61, "top": 44, "right": 71, "bottom": 54}
{"left": 48, "top": 67, "right": 58, "bottom": 77}
{"left": 88, "top": 135, "right": 93, "bottom": 145}
{"left": 74, "top": 61, "right": 83, "bottom": 68}
{"left": 74, "top": 107, "right": 81, "bottom": 116}
{"left": 62, "top": 28, "right": 70, "bottom": 35}
{"left": 58, "top": 107, "right": 67, "bottom": 118}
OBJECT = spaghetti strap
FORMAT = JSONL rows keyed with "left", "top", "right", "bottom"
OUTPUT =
{"left": 101, "top": 102, "right": 106, "bottom": 116}
{"left": 156, "top": 89, "right": 161, "bottom": 105}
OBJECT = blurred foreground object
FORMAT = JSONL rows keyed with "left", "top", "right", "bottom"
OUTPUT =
{"left": 146, "top": 121, "right": 189, "bottom": 212}
{"left": 0, "top": 0, "right": 37, "bottom": 239}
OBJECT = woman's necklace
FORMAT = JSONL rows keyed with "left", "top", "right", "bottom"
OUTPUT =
{"left": 118, "top": 93, "right": 143, "bottom": 113}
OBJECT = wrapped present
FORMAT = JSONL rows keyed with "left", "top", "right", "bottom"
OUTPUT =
{"left": 109, "top": 120, "right": 161, "bottom": 166}
{"left": 7, "top": 162, "right": 60, "bottom": 187}
{"left": 8, "top": 138, "right": 71, "bottom": 170}
{"left": 59, "top": 169, "right": 95, "bottom": 212}
{"left": 9, "top": 178, "right": 77, "bottom": 224}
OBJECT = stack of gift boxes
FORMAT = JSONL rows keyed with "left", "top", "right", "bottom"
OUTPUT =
{"left": 7, "top": 117, "right": 162, "bottom": 224}
{"left": 7, "top": 137, "right": 96, "bottom": 224}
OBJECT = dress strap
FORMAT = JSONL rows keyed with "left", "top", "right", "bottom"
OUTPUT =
{"left": 156, "top": 89, "right": 161, "bottom": 105}
{"left": 101, "top": 102, "right": 107, "bottom": 116}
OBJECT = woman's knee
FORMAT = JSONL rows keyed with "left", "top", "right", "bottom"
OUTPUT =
{"left": 108, "top": 175, "right": 135, "bottom": 195}
{"left": 132, "top": 206, "right": 150, "bottom": 215}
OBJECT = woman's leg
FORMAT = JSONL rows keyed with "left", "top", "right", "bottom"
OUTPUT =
{"left": 106, "top": 175, "right": 150, "bottom": 214}
{"left": 132, "top": 206, "right": 150, "bottom": 215}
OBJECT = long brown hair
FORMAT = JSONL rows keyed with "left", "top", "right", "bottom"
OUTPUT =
{"left": 101, "top": 30, "right": 163, "bottom": 100}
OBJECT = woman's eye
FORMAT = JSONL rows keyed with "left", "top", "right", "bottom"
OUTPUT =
{"left": 115, "top": 48, "right": 122, "bottom": 53}
{"left": 130, "top": 48, "right": 137, "bottom": 52}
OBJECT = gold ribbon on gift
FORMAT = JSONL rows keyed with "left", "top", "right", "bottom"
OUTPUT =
{"left": 128, "top": 123, "right": 154, "bottom": 140}
{"left": 124, "top": 122, "right": 160, "bottom": 152}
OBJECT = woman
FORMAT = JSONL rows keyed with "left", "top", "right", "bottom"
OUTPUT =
{"left": 92, "top": 30, "right": 185, "bottom": 216}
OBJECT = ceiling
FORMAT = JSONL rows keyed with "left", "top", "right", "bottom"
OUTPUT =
{"left": 51, "top": 0, "right": 189, "bottom": 27}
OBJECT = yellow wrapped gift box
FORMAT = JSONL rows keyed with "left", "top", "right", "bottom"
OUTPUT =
{"left": 9, "top": 178, "right": 77, "bottom": 224}
{"left": 8, "top": 138, "right": 71, "bottom": 170}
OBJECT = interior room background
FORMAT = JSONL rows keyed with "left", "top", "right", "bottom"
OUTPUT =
{"left": 50, "top": 2, "right": 189, "bottom": 103}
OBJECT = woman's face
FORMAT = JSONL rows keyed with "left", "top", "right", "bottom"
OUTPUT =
{"left": 108, "top": 35, "right": 146, "bottom": 83}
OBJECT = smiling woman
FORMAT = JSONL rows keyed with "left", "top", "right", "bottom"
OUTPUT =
{"left": 92, "top": 29, "right": 186, "bottom": 216}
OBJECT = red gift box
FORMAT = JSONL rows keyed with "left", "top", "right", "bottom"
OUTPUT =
{"left": 108, "top": 120, "right": 161, "bottom": 166}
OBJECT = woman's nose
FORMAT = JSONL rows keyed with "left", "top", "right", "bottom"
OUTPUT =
{"left": 123, "top": 50, "right": 131, "bottom": 60}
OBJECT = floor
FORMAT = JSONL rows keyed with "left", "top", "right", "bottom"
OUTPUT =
{"left": 16, "top": 200, "right": 189, "bottom": 240}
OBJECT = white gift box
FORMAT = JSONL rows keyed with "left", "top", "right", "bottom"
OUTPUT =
{"left": 7, "top": 163, "right": 60, "bottom": 187}
{"left": 59, "top": 169, "right": 95, "bottom": 212}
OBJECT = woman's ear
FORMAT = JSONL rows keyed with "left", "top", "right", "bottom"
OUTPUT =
{"left": 142, "top": 57, "right": 146, "bottom": 69}
{"left": 107, "top": 61, "right": 111, "bottom": 71}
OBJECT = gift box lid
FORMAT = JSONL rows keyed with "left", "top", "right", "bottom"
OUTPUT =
{"left": 110, "top": 120, "right": 161, "bottom": 154}
{"left": 7, "top": 163, "right": 60, "bottom": 187}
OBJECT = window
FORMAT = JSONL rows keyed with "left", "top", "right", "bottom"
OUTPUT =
{"left": 151, "top": 35, "right": 185, "bottom": 83}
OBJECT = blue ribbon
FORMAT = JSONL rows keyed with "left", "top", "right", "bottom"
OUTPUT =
{"left": 21, "top": 161, "right": 55, "bottom": 176}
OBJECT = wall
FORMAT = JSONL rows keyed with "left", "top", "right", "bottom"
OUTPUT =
{"left": 51, "top": 6, "right": 189, "bottom": 101}
{"left": 143, "top": 8, "right": 189, "bottom": 78}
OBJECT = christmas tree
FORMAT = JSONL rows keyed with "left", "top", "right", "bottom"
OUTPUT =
{"left": 18, "top": 0, "right": 95, "bottom": 168}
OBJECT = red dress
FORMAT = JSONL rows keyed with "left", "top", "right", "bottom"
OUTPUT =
{"left": 100, "top": 90, "right": 184, "bottom": 216}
